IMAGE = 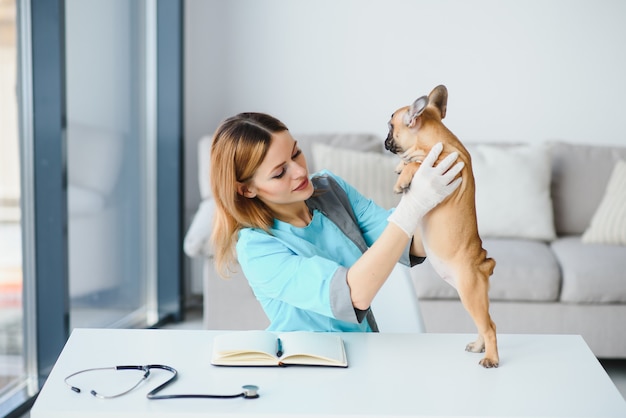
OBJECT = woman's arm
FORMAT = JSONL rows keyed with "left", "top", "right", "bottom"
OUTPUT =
{"left": 346, "top": 222, "right": 412, "bottom": 310}
{"left": 346, "top": 143, "right": 463, "bottom": 310}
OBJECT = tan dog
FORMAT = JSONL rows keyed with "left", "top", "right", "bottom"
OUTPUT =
{"left": 385, "top": 85, "right": 499, "bottom": 368}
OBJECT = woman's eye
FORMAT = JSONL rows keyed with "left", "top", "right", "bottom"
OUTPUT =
{"left": 272, "top": 149, "right": 301, "bottom": 179}
{"left": 273, "top": 168, "right": 286, "bottom": 179}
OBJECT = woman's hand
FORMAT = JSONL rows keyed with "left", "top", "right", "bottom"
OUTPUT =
{"left": 387, "top": 142, "right": 464, "bottom": 237}
{"left": 347, "top": 143, "right": 464, "bottom": 310}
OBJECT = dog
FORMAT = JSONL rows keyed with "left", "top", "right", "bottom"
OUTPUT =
{"left": 384, "top": 85, "right": 499, "bottom": 368}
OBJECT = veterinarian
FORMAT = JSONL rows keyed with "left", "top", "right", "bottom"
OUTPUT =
{"left": 209, "top": 112, "right": 463, "bottom": 332}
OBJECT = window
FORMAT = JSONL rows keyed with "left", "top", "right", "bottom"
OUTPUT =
{"left": 65, "top": 0, "right": 155, "bottom": 330}
{"left": 0, "top": 1, "right": 183, "bottom": 415}
{"left": 0, "top": 0, "right": 26, "bottom": 407}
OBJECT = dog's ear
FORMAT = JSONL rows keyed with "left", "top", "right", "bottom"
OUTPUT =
{"left": 428, "top": 85, "right": 448, "bottom": 119}
{"left": 403, "top": 95, "right": 429, "bottom": 128}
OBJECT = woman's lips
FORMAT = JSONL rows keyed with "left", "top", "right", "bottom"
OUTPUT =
{"left": 294, "top": 178, "right": 310, "bottom": 191}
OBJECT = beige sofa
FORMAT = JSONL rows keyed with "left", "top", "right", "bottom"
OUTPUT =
{"left": 185, "top": 134, "right": 626, "bottom": 359}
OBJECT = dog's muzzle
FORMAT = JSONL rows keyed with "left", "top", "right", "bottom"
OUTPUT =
{"left": 384, "top": 130, "right": 399, "bottom": 154}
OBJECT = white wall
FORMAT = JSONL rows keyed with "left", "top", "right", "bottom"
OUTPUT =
{"left": 184, "top": 0, "right": 626, "bottom": 207}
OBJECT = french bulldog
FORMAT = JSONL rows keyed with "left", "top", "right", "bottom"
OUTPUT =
{"left": 385, "top": 85, "right": 499, "bottom": 368}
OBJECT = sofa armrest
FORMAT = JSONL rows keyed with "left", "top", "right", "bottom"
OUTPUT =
{"left": 184, "top": 198, "right": 216, "bottom": 258}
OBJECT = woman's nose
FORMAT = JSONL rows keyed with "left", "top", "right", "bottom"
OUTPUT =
{"left": 291, "top": 159, "right": 308, "bottom": 176}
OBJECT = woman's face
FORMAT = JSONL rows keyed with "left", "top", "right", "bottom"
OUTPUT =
{"left": 240, "top": 130, "right": 314, "bottom": 208}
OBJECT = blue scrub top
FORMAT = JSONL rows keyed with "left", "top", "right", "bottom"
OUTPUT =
{"left": 236, "top": 170, "right": 409, "bottom": 333}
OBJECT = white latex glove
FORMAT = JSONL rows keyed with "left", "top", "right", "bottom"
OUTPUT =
{"left": 388, "top": 142, "right": 464, "bottom": 237}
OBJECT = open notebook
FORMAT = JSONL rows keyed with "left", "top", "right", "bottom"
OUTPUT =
{"left": 210, "top": 330, "right": 348, "bottom": 367}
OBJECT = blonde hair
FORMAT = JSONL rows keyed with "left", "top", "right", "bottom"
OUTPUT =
{"left": 210, "top": 112, "right": 289, "bottom": 277}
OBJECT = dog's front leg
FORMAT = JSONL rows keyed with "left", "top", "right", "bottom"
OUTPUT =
{"left": 393, "top": 146, "right": 427, "bottom": 193}
{"left": 394, "top": 160, "right": 406, "bottom": 175}
{"left": 394, "top": 162, "right": 420, "bottom": 194}
{"left": 401, "top": 147, "right": 427, "bottom": 164}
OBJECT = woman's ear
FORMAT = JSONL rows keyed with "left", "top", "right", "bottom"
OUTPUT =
{"left": 236, "top": 182, "right": 257, "bottom": 198}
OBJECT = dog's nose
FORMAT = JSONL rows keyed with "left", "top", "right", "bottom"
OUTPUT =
{"left": 384, "top": 132, "right": 396, "bottom": 153}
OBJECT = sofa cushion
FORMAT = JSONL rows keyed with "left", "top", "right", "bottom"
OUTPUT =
{"left": 297, "top": 132, "right": 384, "bottom": 165}
{"left": 311, "top": 143, "right": 400, "bottom": 209}
{"left": 467, "top": 144, "right": 556, "bottom": 241}
{"left": 581, "top": 160, "right": 626, "bottom": 245}
{"left": 552, "top": 236, "right": 626, "bottom": 303}
{"left": 411, "top": 238, "right": 561, "bottom": 302}
{"left": 314, "top": 142, "right": 558, "bottom": 240}
{"left": 549, "top": 141, "right": 626, "bottom": 235}
{"left": 198, "top": 135, "right": 213, "bottom": 199}
{"left": 183, "top": 198, "right": 216, "bottom": 258}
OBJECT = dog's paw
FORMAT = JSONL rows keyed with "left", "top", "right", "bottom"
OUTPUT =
{"left": 393, "top": 184, "right": 408, "bottom": 194}
{"left": 479, "top": 357, "right": 499, "bottom": 368}
{"left": 465, "top": 341, "right": 485, "bottom": 353}
{"left": 393, "top": 179, "right": 410, "bottom": 194}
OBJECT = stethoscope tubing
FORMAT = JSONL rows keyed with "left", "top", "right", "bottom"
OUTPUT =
{"left": 64, "top": 366, "right": 151, "bottom": 399}
{"left": 65, "top": 364, "right": 259, "bottom": 400}
{"left": 143, "top": 364, "right": 252, "bottom": 399}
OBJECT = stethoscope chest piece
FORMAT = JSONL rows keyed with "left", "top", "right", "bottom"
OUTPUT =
{"left": 242, "top": 385, "right": 259, "bottom": 399}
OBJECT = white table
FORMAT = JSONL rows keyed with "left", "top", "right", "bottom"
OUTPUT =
{"left": 31, "top": 329, "right": 626, "bottom": 417}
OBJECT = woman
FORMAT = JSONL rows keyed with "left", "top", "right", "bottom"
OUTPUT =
{"left": 210, "top": 112, "right": 463, "bottom": 332}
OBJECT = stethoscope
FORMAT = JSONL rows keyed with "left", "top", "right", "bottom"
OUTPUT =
{"left": 64, "top": 364, "right": 259, "bottom": 400}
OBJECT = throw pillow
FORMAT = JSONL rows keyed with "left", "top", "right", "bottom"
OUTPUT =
{"left": 581, "top": 160, "right": 626, "bottom": 245}
{"left": 468, "top": 144, "right": 556, "bottom": 241}
{"left": 183, "top": 198, "right": 216, "bottom": 257}
{"left": 311, "top": 143, "right": 401, "bottom": 209}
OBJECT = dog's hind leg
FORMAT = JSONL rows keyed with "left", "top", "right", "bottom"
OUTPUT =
{"left": 455, "top": 264, "right": 499, "bottom": 368}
